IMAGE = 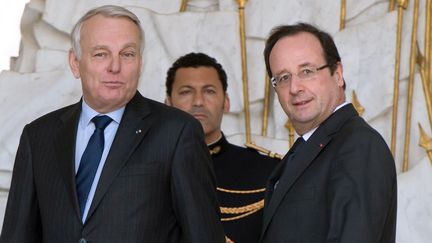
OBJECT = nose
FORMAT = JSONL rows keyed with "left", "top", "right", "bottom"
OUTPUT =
{"left": 108, "top": 55, "right": 121, "bottom": 73}
{"left": 192, "top": 92, "right": 204, "bottom": 107}
{"left": 289, "top": 75, "right": 304, "bottom": 94}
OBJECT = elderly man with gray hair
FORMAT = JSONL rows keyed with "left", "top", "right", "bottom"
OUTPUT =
{"left": 0, "top": 5, "right": 225, "bottom": 243}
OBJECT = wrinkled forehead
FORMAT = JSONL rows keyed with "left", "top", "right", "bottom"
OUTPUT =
{"left": 80, "top": 14, "right": 143, "bottom": 50}
{"left": 84, "top": 15, "right": 140, "bottom": 34}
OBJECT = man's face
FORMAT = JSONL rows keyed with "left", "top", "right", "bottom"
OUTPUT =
{"left": 167, "top": 67, "right": 229, "bottom": 144}
{"left": 69, "top": 14, "right": 142, "bottom": 113}
{"left": 269, "top": 32, "right": 344, "bottom": 135}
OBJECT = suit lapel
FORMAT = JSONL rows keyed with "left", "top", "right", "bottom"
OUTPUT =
{"left": 262, "top": 135, "right": 330, "bottom": 235}
{"left": 54, "top": 102, "right": 82, "bottom": 220}
{"left": 261, "top": 104, "right": 359, "bottom": 237}
{"left": 86, "top": 92, "right": 153, "bottom": 220}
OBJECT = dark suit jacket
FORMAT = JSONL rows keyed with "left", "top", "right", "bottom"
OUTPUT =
{"left": 261, "top": 104, "right": 397, "bottom": 243}
{"left": 0, "top": 92, "right": 225, "bottom": 243}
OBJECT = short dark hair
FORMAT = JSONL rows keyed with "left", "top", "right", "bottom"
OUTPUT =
{"left": 264, "top": 23, "right": 344, "bottom": 88}
{"left": 165, "top": 52, "right": 228, "bottom": 96}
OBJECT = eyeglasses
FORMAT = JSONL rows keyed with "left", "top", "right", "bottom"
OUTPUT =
{"left": 270, "top": 64, "right": 331, "bottom": 88}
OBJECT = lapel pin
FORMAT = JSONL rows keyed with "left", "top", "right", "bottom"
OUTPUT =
{"left": 319, "top": 143, "right": 324, "bottom": 148}
{"left": 135, "top": 129, "right": 142, "bottom": 134}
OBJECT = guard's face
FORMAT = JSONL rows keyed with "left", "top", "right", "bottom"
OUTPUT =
{"left": 167, "top": 67, "right": 229, "bottom": 144}
{"left": 69, "top": 14, "right": 142, "bottom": 113}
{"left": 269, "top": 32, "right": 344, "bottom": 135}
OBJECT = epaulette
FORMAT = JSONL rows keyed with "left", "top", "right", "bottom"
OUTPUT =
{"left": 245, "top": 142, "right": 283, "bottom": 160}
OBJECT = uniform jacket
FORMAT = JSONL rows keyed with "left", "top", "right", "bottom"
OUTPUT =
{"left": 210, "top": 135, "right": 279, "bottom": 243}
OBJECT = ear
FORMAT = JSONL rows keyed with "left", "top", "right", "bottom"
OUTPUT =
{"left": 223, "top": 94, "right": 230, "bottom": 113}
{"left": 334, "top": 62, "right": 344, "bottom": 88}
{"left": 69, "top": 49, "right": 80, "bottom": 79}
{"left": 165, "top": 96, "right": 172, "bottom": 106}
{"left": 138, "top": 52, "right": 143, "bottom": 77}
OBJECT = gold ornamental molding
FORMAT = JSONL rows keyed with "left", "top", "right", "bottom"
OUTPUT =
{"left": 352, "top": 90, "right": 365, "bottom": 116}
{"left": 262, "top": 75, "right": 271, "bottom": 136}
{"left": 179, "top": 0, "right": 188, "bottom": 12}
{"left": 416, "top": 44, "right": 432, "bottom": 130}
{"left": 285, "top": 120, "right": 295, "bottom": 148}
{"left": 389, "top": 0, "right": 396, "bottom": 11}
{"left": 419, "top": 123, "right": 432, "bottom": 164}
{"left": 402, "top": 0, "right": 420, "bottom": 172}
{"left": 425, "top": 0, "right": 432, "bottom": 87}
{"left": 390, "top": 0, "right": 408, "bottom": 156}
{"left": 398, "top": 0, "right": 409, "bottom": 9}
{"left": 340, "top": 0, "right": 346, "bottom": 30}
{"left": 237, "top": 0, "right": 252, "bottom": 143}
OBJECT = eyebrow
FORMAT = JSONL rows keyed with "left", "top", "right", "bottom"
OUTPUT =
{"left": 274, "top": 62, "right": 316, "bottom": 75}
{"left": 178, "top": 84, "right": 217, "bottom": 89}
{"left": 298, "top": 62, "right": 314, "bottom": 68}
{"left": 121, "top": 43, "right": 139, "bottom": 50}
{"left": 91, "top": 45, "right": 109, "bottom": 51}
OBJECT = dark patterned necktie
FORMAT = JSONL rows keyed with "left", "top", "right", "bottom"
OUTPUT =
{"left": 271, "top": 137, "right": 305, "bottom": 193}
{"left": 76, "top": 115, "right": 112, "bottom": 217}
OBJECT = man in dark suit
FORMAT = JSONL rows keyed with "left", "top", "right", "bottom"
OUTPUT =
{"left": 0, "top": 5, "right": 225, "bottom": 243}
{"left": 165, "top": 52, "right": 279, "bottom": 243}
{"left": 260, "top": 23, "right": 397, "bottom": 242}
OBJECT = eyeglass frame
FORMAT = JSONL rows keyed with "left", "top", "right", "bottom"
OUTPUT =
{"left": 270, "top": 63, "right": 332, "bottom": 88}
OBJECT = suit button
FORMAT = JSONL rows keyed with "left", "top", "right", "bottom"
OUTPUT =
{"left": 79, "top": 238, "right": 87, "bottom": 243}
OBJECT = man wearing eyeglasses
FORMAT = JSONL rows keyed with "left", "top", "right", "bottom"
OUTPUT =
{"left": 260, "top": 23, "right": 397, "bottom": 243}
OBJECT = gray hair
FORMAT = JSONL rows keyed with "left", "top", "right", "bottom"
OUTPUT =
{"left": 70, "top": 5, "right": 144, "bottom": 59}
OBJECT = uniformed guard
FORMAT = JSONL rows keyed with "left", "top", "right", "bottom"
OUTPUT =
{"left": 165, "top": 52, "right": 280, "bottom": 243}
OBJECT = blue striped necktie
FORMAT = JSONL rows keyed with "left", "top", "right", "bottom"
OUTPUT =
{"left": 76, "top": 115, "right": 112, "bottom": 217}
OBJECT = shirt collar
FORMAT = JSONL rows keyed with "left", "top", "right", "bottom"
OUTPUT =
{"left": 334, "top": 101, "right": 349, "bottom": 113}
{"left": 81, "top": 99, "right": 125, "bottom": 126}
{"left": 300, "top": 102, "right": 349, "bottom": 141}
{"left": 207, "top": 133, "right": 223, "bottom": 146}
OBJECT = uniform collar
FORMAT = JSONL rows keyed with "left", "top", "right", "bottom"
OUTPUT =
{"left": 208, "top": 133, "right": 227, "bottom": 156}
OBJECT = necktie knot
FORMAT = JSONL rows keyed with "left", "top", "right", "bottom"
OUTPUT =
{"left": 92, "top": 115, "right": 112, "bottom": 130}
